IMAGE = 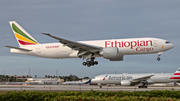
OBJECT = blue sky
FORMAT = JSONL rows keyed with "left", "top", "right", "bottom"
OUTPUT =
{"left": 0, "top": 0, "right": 180, "bottom": 78}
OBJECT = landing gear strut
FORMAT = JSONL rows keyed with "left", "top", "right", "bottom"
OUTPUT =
{"left": 99, "top": 85, "right": 102, "bottom": 88}
{"left": 82, "top": 57, "right": 98, "bottom": 67}
{"left": 157, "top": 52, "right": 163, "bottom": 61}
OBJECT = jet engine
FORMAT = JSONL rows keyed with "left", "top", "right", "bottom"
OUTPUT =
{"left": 100, "top": 47, "right": 123, "bottom": 61}
{"left": 121, "top": 80, "right": 131, "bottom": 86}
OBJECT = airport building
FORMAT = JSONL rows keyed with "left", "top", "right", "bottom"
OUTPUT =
{"left": 26, "top": 77, "right": 64, "bottom": 85}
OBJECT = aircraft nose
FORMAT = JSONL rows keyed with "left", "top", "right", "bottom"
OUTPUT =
{"left": 91, "top": 78, "right": 98, "bottom": 84}
{"left": 91, "top": 79, "right": 95, "bottom": 83}
{"left": 169, "top": 43, "right": 174, "bottom": 49}
{"left": 164, "top": 41, "right": 174, "bottom": 50}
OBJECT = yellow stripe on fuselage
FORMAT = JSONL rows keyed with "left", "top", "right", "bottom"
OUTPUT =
{"left": 14, "top": 33, "right": 37, "bottom": 44}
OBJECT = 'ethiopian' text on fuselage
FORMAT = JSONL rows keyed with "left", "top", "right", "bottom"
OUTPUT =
{"left": 105, "top": 40, "right": 153, "bottom": 49}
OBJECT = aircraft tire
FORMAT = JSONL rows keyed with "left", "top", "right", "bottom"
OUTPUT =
{"left": 157, "top": 57, "right": 161, "bottom": 61}
{"left": 82, "top": 62, "right": 87, "bottom": 66}
{"left": 90, "top": 61, "right": 94, "bottom": 66}
{"left": 94, "top": 61, "right": 98, "bottom": 65}
{"left": 138, "top": 86, "right": 147, "bottom": 88}
{"left": 87, "top": 62, "right": 91, "bottom": 67}
{"left": 87, "top": 61, "right": 90, "bottom": 64}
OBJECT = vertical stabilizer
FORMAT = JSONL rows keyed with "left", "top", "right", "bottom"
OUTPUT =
{"left": 170, "top": 68, "right": 180, "bottom": 79}
{"left": 9, "top": 21, "right": 39, "bottom": 47}
{"left": 173, "top": 68, "right": 180, "bottom": 75}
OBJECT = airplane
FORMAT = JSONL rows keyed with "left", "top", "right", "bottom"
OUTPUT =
{"left": 91, "top": 68, "right": 180, "bottom": 88}
{"left": 63, "top": 79, "right": 91, "bottom": 85}
{"left": 4, "top": 21, "right": 174, "bottom": 67}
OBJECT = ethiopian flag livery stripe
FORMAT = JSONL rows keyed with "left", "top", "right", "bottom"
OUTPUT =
{"left": 11, "top": 23, "right": 38, "bottom": 45}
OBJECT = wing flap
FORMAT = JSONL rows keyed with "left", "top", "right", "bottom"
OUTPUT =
{"left": 42, "top": 33, "right": 102, "bottom": 53}
{"left": 4, "top": 45, "right": 32, "bottom": 52}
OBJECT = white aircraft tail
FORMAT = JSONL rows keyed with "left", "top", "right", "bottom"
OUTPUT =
{"left": 9, "top": 21, "right": 39, "bottom": 47}
{"left": 170, "top": 68, "right": 180, "bottom": 79}
{"left": 174, "top": 68, "right": 180, "bottom": 74}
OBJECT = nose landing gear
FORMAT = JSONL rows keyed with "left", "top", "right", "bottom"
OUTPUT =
{"left": 157, "top": 52, "right": 163, "bottom": 61}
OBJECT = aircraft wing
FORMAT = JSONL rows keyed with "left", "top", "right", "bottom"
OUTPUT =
{"left": 4, "top": 45, "right": 32, "bottom": 52}
{"left": 131, "top": 75, "right": 154, "bottom": 82}
{"left": 42, "top": 33, "right": 102, "bottom": 53}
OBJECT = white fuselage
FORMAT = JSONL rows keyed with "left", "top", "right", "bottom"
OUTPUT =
{"left": 10, "top": 38, "right": 174, "bottom": 59}
{"left": 91, "top": 73, "right": 179, "bottom": 85}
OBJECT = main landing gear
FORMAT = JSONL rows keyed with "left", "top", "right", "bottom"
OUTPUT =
{"left": 157, "top": 52, "right": 163, "bottom": 61}
{"left": 82, "top": 58, "right": 98, "bottom": 67}
{"left": 138, "top": 82, "right": 148, "bottom": 88}
{"left": 138, "top": 85, "right": 147, "bottom": 88}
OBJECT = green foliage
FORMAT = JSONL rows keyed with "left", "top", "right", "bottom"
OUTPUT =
{"left": 0, "top": 90, "right": 180, "bottom": 101}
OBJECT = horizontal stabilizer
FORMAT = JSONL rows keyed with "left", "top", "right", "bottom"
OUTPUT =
{"left": 4, "top": 45, "right": 32, "bottom": 52}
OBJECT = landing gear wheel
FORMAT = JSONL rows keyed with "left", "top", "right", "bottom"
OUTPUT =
{"left": 86, "top": 61, "right": 91, "bottom": 67}
{"left": 157, "top": 57, "right": 161, "bottom": 61}
{"left": 82, "top": 57, "right": 98, "bottom": 67}
{"left": 100, "top": 86, "right": 102, "bottom": 88}
{"left": 138, "top": 86, "right": 147, "bottom": 88}
{"left": 87, "top": 61, "right": 90, "bottom": 64}
{"left": 94, "top": 61, "right": 98, "bottom": 65}
{"left": 82, "top": 62, "right": 87, "bottom": 66}
{"left": 90, "top": 61, "right": 94, "bottom": 66}
{"left": 87, "top": 63, "right": 91, "bottom": 67}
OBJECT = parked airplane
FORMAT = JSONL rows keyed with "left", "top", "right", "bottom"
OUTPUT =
{"left": 91, "top": 68, "right": 180, "bottom": 88}
{"left": 4, "top": 21, "right": 174, "bottom": 67}
{"left": 63, "top": 79, "right": 91, "bottom": 85}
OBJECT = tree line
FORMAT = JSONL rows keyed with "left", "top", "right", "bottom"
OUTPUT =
{"left": 44, "top": 74, "right": 90, "bottom": 82}
{"left": 0, "top": 74, "right": 89, "bottom": 82}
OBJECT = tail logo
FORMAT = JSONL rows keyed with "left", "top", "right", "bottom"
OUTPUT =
{"left": 103, "top": 75, "right": 108, "bottom": 80}
{"left": 170, "top": 68, "right": 180, "bottom": 79}
{"left": 12, "top": 23, "right": 38, "bottom": 45}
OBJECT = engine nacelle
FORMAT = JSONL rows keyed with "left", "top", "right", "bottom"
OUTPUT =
{"left": 100, "top": 47, "right": 123, "bottom": 61}
{"left": 121, "top": 80, "right": 131, "bottom": 86}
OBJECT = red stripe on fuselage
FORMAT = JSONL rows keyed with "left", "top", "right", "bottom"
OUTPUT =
{"left": 170, "top": 77, "right": 180, "bottom": 79}
{"left": 174, "top": 73, "right": 180, "bottom": 75}
{"left": 18, "top": 40, "right": 36, "bottom": 45}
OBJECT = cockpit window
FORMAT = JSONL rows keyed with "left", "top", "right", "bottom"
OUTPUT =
{"left": 165, "top": 41, "right": 171, "bottom": 44}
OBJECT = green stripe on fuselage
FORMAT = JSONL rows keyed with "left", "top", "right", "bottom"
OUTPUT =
{"left": 12, "top": 23, "right": 37, "bottom": 43}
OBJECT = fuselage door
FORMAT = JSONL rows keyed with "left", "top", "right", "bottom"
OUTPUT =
{"left": 153, "top": 40, "right": 158, "bottom": 47}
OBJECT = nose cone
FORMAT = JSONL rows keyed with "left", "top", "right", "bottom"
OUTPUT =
{"left": 91, "top": 78, "right": 100, "bottom": 84}
{"left": 168, "top": 43, "right": 174, "bottom": 49}
{"left": 164, "top": 41, "right": 174, "bottom": 50}
{"left": 91, "top": 79, "right": 95, "bottom": 83}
